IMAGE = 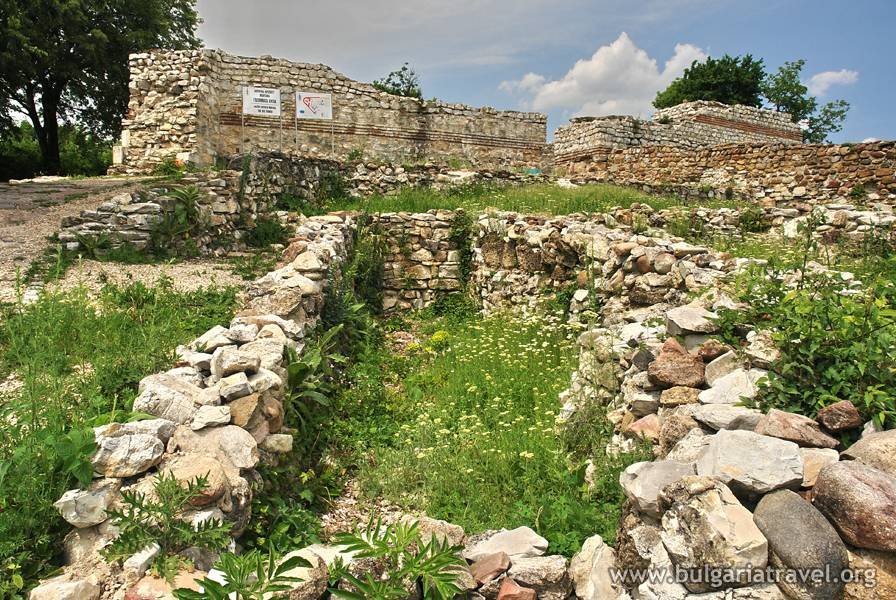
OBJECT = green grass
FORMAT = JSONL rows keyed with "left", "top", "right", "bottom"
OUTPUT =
{"left": 0, "top": 279, "right": 238, "bottom": 595}
{"left": 326, "top": 182, "right": 735, "bottom": 216}
{"left": 332, "top": 303, "right": 646, "bottom": 557}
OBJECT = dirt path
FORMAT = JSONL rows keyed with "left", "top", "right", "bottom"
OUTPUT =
{"left": 0, "top": 176, "right": 149, "bottom": 300}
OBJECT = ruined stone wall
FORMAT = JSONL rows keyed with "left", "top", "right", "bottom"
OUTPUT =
{"left": 561, "top": 141, "right": 896, "bottom": 205}
{"left": 552, "top": 101, "right": 802, "bottom": 165}
{"left": 112, "top": 49, "right": 547, "bottom": 174}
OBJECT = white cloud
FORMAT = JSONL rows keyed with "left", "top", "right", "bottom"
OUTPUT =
{"left": 499, "top": 32, "right": 706, "bottom": 118}
{"left": 807, "top": 69, "right": 859, "bottom": 96}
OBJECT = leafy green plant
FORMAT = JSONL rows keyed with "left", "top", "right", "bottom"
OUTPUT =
{"left": 448, "top": 211, "right": 474, "bottom": 286}
{"left": 737, "top": 205, "right": 770, "bottom": 233}
{"left": 151, "top": 185, "right": 207, "bottom": 256}
{"left": 244, "top": 216, "right": 290, "bottom": 248}
{"left": 174, "top": 547, "right": 310, "bottom": 600}
{"left": 848, "top": 184, "right": 867, "bottom": 200}
{"left": 372, "top": 63, "right": 423, "bottom": 99}
{"left": 328, "top": 516, "right": 465, "bottom": 600}
{"left": 104, "top": 472, "right": 232, "bottom": 580}
{"left": 154, "top": 154, "right": 188, "bottom": 179}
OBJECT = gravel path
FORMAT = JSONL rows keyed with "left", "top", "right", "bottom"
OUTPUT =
{"left": 0, "top": 176, "right": 148, "bottom": 300}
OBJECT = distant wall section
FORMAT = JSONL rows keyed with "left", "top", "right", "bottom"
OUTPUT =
{"left": 112, "top": 49, "right": 547, "bottom": 174}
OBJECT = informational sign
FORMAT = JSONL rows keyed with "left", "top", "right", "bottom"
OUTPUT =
{"left": 242, "top": 86, "right": 281, "bottom": 117}
{"left": 296, "top": 92, "right": 333, "bottom": 120}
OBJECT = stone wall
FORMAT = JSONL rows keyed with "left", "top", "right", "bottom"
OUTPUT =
{"left": 112, "top": 49, "right": 547, "bottom": 174}
{"left": 552, "top": 100, "right": 802, "bottom": 164}
{"left": 561, "top": 141, "right": 896, "bottom": 205}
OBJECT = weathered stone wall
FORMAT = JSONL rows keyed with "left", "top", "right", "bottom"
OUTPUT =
{"left": 561, "top": 141, "right": 896, "bottom": 205}
{"left": 112, "top": 49, "right": 547, "bottom": 174}
{"left": 552, "top": 101, "right": 802, "bottom": 165}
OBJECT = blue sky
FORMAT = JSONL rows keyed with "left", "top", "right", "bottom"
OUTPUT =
{"left": 197, "top": 0, "right": 894, "bottom": 142}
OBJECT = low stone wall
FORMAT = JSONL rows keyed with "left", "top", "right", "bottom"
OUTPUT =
{"left": 38, "top": 214, "right": 354, "bottom": 598}
{"left": 553, "top": 100, "right": 802, "bottom": 164}
{"left": 560, "top": 140, "right": 896, "bottom": 206}
{"left": 112, "top": 49, "right": 547, "bottom": 175}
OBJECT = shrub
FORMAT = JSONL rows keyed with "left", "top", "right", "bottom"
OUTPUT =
{"left": 154, "top": 154, "right": 187, "bottom": 179}
{"left": 244, "top": 216, "right": 290, "bottom": 248}
{"left": 848, "top": 184, "right": 867, "bottom": 200}
{"left": 717, "top": 263, "right": 896, "bottom": 428}
{"left": 151, "top": 186, "right": 208, "bottom": 256}
{"left": 737, "top": 205, "right": 770, "bottom": 233}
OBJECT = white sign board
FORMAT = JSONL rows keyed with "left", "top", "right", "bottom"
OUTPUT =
{"left": 242, "top": 86, "right": 281, "bottom": 117}
{"left": 296, "top": 92, "right": 333, "bottom": 120}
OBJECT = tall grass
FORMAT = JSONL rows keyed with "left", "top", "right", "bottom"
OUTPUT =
{"left": 327, "top": 183, "right": 734, "bottom": 216}
{"left": 0, "top": 279, "right": 237, "bottom": 595}
{"left": 344, "top": 307, "right": 646, "bottom": 557}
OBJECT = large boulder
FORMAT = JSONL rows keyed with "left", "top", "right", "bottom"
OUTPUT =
{"left": 29, "top": 575, "right": 100, "bottom": 600}
{"left": 91, "top": 432, "right": 164, "bottom": 477}
{"left": 695, "top": 429, "right": 803, "bottom": 498}
{"left": 754, "top": 409, "right": 839, "bottom": 449}
{"left": 753, "top": 490, "right": 849, "bottom": 600}
{"left": 53, "top": 479, "right": 119, "bottom": 528}
{"left": 697, "top": 369, "right": 765, "bottom": 405}
{"left": 841, "top": 430, "right": 896, "bottom": 477}
{"left": 620, "top": 460, "right": 695, "bottom": 518}
{"left": 816, "top": 400, "right": 864, "bottom": 432}
{"left": 568, "top": 535, "right": 624, "bottom": 600}
{"left": 690, "top": 404, "right": 762, "bottom": 431}
{"left": 132, "top": 374, "right": 201, "bottom": 424}
{"left": 166, "top": 425, "right": 259, "bottom": 471}
{"left": 648, "top": 338, "right": 705, "bottom": 388}
{"left": 660, "top": 476, "right": 768, "bottom": 593}
{"left": 462, "top": 527, "right": 548, "bottom": 562}
{"left": 666, "top": 305, "right": 719, "bottom": 336}
{"left": 504, "top": 555, "right": 571, "bottom": 600}
{"left": 399, "top": 515, "right": 465, "bottom": 547}
{"left": 813, "top": 461, "right": 896, "bottom": 551}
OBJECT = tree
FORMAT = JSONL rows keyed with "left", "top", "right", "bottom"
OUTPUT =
{"left": 372, "top": 63, "right": 422, "bottom": 99}
{"left": 762, "top": 60, "right": 849, "bottom": 143}
{"left": 654, "top": 54, "right": 766, "bottom": 109}
{"left": 0, "top": 1, "right": 200, "bottom": 174}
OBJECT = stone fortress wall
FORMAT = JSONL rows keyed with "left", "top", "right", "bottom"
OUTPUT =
{"left": 552, "top": 100, "right": 803, "bottom": 165}
{"left": 111, "top": 49, "right": 548, "bottom": 174}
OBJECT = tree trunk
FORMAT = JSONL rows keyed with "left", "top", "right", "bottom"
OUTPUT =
{"left": 40, "top": 85, "right": 62, "bottom": 175}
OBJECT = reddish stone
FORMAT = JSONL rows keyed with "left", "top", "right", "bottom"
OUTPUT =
{"left": 470, "top": 551, "right": 511, "bottom": 585}
{"left": 816, "top": 400, "right": 863, "bottom": 432}
{"left": 814, "top": 462, "right": 896, "bottom": 551}
{"left": 627, "top": 414, "right": 660, "bottom": 441}
{"left": 647, "top": 338, "right": 705, "bottom": 388}
{"left": 497, "top": 577, "right": 536, "bottom": 600}
{"left": 755, "top": 409, "right": 839, "bottom": 448}
{"left": 697, "top": 339, "right": 731, "bottom": 362}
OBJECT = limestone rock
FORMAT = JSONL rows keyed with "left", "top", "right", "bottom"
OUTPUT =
{"left": 279, "top": 548, "right": 328, "bottom": 600}
{"left": 95, "top": 418, "right": 177, "bottom": 443}
{"left": 666, "top": 305, "right": 719, "bottom": 336}
{"left": 695, "top": 429, "right": 803, "bottom": 497}
{"left": 261, "top": 433, "right": 293, "bottom": 454}
{"left": 160, "top": 454, "right": 229, "bottom": 506}
{"left": 620, "top": 460, "right": 695, "bottom": 518}
{"left": 124, "top": 543, "right": 161, "bottom": 578}
{"left": 92, "top": 432, "right": 164, "bottom": 477}
{"left": 210, "top": 346, "right": 261, "bottom": 380}
{"left": 816, "top": 400, "right": 864, "bottom": 432}
{"left": 568, "top": 535, "right": 622, "bottom": 600}
{"left": 54, "top": 479, "right": 119, "bottom": 528}
{"left": 219, "top": 372, "right": 252, "bottom": 401}
{"left": 704, "top": 351, "right": 739, "bottom": 386}
{"left": 167, "top": 425, "right": 259, "bottom": 470}
{"left": 799, "top": 448, "right": 839, "bottom": 488}
{"left": 399, "top": 515, "right": 465, "bottom": 547}
{"left": 813, "top": 461, "right": 896, "bottom": 551}
{"left": 191, "top": 405, "right": 231, "bottom": 430}
{"left": 841, "top": 430, "right": 896, "bottom": 477}
{"left": 660, "top": 386, "right": 701, "bottom": 408}
{"left": 29, "top": 575, "right": 100, "bottom": 600}
{"left": 754, "top": 409, "right": 839, "bottom": 448}
{"left": 133, "top": 373, "right": 201, "bottom": 424}
{"left": 690, "top": 404, "right": 761, "bottom": 431}
{"left": 753, "top": 490, "right": 848, "bottom": 600}
{"left": 667, "top": 428, "right": 712, "bottom": 463}
{"left": 648, "top": 338, "right": 705, "bottom": 388}
{"left": 462, "top": 527, "right": 548, "bottom": 562}
{"left": 845, "top": 548, "right": 896, "bottom": 600}
{"left": 505, "top": 555, "right": 571, "bottom": 600}
{"left": 660, "top": 476, "right": 768, "bottom": 593}
{"left": 657, "top": 413, "right": 701, "bottom": 458}
{"left": 744, "top": 330, "right": 780, "bottom": 369}
{"left": 698, "top": 368, "right": 765, "bottom": 405}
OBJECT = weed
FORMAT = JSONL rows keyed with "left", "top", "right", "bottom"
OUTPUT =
{"left": 174, "top": 547, "right": 311, "bottom": 600}
{"left": 104, "top": 473, "right": 232, "bottom": 580}
{"left": 244, "top": 216, "right": 290, "bottom": 248}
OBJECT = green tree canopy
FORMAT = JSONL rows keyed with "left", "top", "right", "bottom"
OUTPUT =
{"left": 0, "top": 0, "right": 200, "bottom": 174}
{"left": 762, "top": 60, "right": 850, "bottom": 143}
{"left": 372, "top": 63, "right": 423, "bottom": 99}
{"left": 653, "top": 54, "right": 766, "bottom": 109}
